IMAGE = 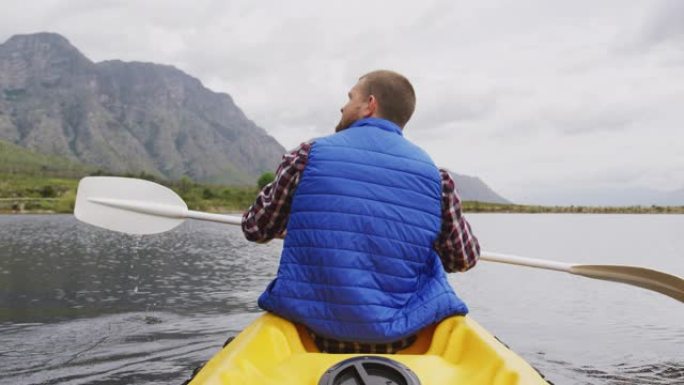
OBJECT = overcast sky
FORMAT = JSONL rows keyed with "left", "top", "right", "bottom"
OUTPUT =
{"left": 2, "top": 0, "right": 683, "bottom": 204}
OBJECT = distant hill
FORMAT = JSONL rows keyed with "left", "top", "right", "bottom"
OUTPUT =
{"left": 0, "top": 32, "right": 285, "bottom": 185}
{"left": 447, "top": 170, "right": 511, "bottom": 204}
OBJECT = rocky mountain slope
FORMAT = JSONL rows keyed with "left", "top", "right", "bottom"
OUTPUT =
{"left": 0, "top": 32, "right": 285, "bottom": 184}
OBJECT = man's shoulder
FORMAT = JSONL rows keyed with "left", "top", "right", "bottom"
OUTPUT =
{"left": 402, "top": 139, "right": 435, "bottom": 163}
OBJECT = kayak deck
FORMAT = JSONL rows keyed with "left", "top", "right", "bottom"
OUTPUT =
{"left": 188, "top": 313, "right": 548, "bottom": 385}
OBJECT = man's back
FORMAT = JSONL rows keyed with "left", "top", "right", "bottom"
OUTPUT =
{"left": 257, "top": 118, "right": 469, "bottom": 343}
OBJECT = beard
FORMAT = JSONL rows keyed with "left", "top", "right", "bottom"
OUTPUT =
{"left": 335, "top": 115, "right": 355, "bottom": 132}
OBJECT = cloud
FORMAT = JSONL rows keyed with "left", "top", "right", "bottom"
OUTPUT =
{"left": 1, "top": 0, "right": 683, "bottom": 204}
{"left": 638, "top": 0, "right": 684, "bottom": 48}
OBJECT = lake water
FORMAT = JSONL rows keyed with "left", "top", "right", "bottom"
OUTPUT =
{"left": 0, "top": 214, "right": 682, "bottom": 385}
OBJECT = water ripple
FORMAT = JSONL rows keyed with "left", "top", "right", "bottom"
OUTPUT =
{"left": 572, "top": 362, "right": 684, "bottom": 385}
{"left": 2, "top": 214, "right": 683, "bottom": 385}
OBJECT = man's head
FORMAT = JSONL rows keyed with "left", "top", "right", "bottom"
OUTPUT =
{"left": 335, "top": 70, "right": 416, "bottom": 132}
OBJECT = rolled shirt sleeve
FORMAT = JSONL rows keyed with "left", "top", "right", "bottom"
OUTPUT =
{"left": 241, "top": 142, "right": 311, "bottom": 242}
{"left": 433, "top": 168, "right": 481, "bottom": 272}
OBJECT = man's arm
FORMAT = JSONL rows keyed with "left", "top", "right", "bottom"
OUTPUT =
{"left": 433, "top": 169, "right": 481, "bottom": 272}
{"left": 241, "top": 142, "right": 311, "bottom": 242}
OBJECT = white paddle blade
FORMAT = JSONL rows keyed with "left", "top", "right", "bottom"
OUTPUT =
{"left": 75, "top": 176, "right": 188, "bottom": 235}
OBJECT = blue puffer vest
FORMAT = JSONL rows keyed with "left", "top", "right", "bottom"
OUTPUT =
{"left": 258, "top": 118, "right": 468, "bottom": 343}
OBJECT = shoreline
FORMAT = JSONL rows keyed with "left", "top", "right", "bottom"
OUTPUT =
{"left": 2, "top": 173, "right": 682, "bottom": 215}
{"left": 459, "top": 202, "right": 684, "bottom": 214}
{"left": 3, "top": 205, "right": 683, "bottom": 215}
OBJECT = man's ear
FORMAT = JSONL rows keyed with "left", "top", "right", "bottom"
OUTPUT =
{"left": 365, "top": 95, "right": 378, "bottom": 117}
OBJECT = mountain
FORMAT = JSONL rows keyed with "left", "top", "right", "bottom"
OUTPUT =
{"left": 447, "top": 170, "right": 511, "bottom": 204}
{"left": 0, "top": 32, "right": 285, "bottom": 185}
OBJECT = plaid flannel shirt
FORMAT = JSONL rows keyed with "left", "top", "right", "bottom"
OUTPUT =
{"left": 242, "top": 141, "right": 480, "bottom": 353}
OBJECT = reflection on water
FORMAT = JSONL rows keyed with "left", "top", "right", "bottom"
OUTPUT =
{"left": 1, "top": 214, "right": 683, "bottom": 384}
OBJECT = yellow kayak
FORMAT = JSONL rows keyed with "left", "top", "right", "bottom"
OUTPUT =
{"left": 186, "top": 313, "right": 549, "bottom": 385}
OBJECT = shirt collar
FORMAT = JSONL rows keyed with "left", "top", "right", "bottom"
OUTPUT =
{"left": 349, "top": 117, "right": 403, "bottom": 136}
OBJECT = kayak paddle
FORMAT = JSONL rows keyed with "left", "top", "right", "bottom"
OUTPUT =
{"left": 74, "top": 176, "right": 684, "bottom": 303}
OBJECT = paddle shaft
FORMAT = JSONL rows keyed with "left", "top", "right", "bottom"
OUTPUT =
{"left": 87, "top": 197, "right": 242, "bottom": 225}
{"left": 480, "top": 252, "right": 572, "bottom": 272}
{"left": 187, "top": 210, "right": 242, "bottom": 225}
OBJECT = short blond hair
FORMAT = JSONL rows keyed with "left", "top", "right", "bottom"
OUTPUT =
{"left": 359, "top": 70, "right": 416, "bottom": 128}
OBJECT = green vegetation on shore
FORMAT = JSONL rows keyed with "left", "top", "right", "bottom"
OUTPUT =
{"left": 0, "top": 173, "right": 259, "bottom": 214}
{"left": 1, "top": 172, "right": 683, "bottom": 215}
{"left": 0, "top": 141, "right": 258, "bottom": 213}
{"left": 166, "top": 176, "right": 258, "bottom": 212}
{"left": 0, "top": 174, "right": 78, "bottom": 213}
{"left": 1, "top": 140, "right": 682, "bottom": 215}
{"left": 461, "top": 201, "right": 684, "bottom": 214}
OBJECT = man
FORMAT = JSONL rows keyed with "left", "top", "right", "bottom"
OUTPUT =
{"left": 242, "top": 70, "right": 479, "bottom": 353}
